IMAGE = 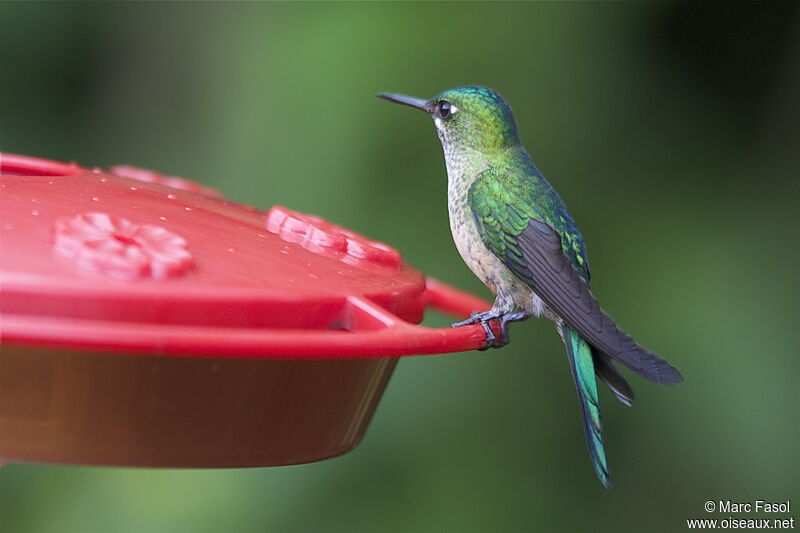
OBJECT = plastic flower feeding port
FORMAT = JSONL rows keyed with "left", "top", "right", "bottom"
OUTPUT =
{"left": 0, "top": 153, "right": 497, "bottom": 468}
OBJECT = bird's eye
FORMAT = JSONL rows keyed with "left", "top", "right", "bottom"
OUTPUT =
{"left": 437, "top": 101, "right": 452, "bottom": 120}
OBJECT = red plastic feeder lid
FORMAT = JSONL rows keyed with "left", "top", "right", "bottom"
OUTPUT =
{"left": 0, "top": 153, "right": 493, "bottom": 358}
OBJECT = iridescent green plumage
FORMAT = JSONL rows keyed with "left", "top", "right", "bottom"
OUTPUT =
{"left": 379, "top": 86, "right": 682, "bottom": 488}
{"left": 563, "top": 324, "right": 609, "bottom": 486}
{"left": 469, "top": 165, "right": 589, "bottom": 282}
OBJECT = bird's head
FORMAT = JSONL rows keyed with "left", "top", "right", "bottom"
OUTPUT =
{"left": 378, "top": 86, "right": 520, "bottom": 153}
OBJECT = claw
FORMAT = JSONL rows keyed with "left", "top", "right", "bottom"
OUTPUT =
{"left": 493, "top": 320, "right": 512, "bottom": 348}
{"left": 477, "top": 320, "right": 496, "bottom": 351}
{"left": 493, "top": 311, "right": 531, "bottom": 348}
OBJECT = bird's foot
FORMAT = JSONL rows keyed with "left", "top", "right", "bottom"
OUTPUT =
{"left": 451, "top": 309, "right": 500, "bottom": 328}
{"left": 452, "top": 309, "right": 530, "bottom": 351}
{"left": 493, "top": 311, "right": 531, "bottom": 349}
{"left": 451, "top": 310, "right": 501, "bottom": 351}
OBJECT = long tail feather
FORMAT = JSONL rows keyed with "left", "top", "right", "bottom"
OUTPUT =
{"left": 561, "top": 323, "right": 610, "bottom": 488}
{"left": 593, "top": 348, "right": 635, "bottom": 407}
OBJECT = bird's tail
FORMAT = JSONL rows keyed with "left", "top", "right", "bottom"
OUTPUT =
{"left": 560, "top": 323, "right": 610, "bottom": 488}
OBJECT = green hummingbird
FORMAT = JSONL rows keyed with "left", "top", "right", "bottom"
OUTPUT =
{"left": 378, "top": 86, "right": 683, "bottom": 488}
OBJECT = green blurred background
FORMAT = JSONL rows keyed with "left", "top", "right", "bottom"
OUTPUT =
{"left": 1, "top": 2, "right": 799, "bottom": 532}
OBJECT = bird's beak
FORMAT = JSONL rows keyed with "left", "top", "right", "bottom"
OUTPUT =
{"left": 377, "top": 93, "right": 431, "bottom": 113}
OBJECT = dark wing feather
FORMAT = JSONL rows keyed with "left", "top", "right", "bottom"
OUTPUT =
{"left": 510, "top": 220, "right": 683, "bottom": 385}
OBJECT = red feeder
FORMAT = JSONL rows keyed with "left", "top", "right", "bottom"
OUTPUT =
{"left": 0, "top": 153, "right": 493, "bottom": 468}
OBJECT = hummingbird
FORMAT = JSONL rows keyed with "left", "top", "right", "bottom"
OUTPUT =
{"left": 378, "top": 86, "right": 683, "bottom": 488}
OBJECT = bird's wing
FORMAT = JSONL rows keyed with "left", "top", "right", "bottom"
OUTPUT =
{"left": 469, "top": 168, "right": 683, "bottom": 386}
